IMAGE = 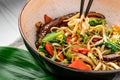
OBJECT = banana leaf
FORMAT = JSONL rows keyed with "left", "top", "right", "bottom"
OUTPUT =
{"left": 0, "top": 47, "right": 56, "bottom": 80}
{"left": 0, "top": 47, "right": 117, "bottom": 80}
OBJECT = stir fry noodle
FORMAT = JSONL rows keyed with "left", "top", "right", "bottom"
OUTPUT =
{"left": 35, "top": 12, "right": 120, "bottom": 71}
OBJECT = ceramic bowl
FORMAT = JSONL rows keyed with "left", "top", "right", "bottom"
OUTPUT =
{"left": 19, "top": 0, "right": 120, "bottom": 79}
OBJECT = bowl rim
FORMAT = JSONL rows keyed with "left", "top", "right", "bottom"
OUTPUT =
{"left": 18, "top": 0, "right": 120, "bottom": 74}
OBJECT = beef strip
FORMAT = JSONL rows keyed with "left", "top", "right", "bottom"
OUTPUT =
{"left": 87, "top": 12, "right": 105, "bottom": 19}
{"left": 103, "top": 53, "right": 120, "bottom": 61}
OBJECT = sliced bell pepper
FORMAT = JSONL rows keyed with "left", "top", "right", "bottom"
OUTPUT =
{"left": 69, "top": 59, "right": 91, "bottom": 70}
{"left": 57, "top": 50, "right": 65, "bottom": 60}
{"left": 44, "top": 14, "right": 53, "bottom": 24}
{"left": 45, "top": 43, "right": 54, "bottom": 56}
{"left": 45, "top": 43, "right": 65, "bottom": 60}
{"left": 66, "top": 36, "right": 71, "bottom": 43}
{"left": 72, "top": 48, "right": 90, "bottom": 54}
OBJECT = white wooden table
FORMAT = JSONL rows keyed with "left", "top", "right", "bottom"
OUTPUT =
{"left": 0, "top": 0, "right": 119, "bottom": 80}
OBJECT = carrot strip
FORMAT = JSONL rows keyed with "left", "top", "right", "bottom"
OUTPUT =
{"left": 45, "top": 43, "right": 54, "bottom": 56}
{"left": 69, "top": 59, "right": 91, "bottom": 70}
{"left": 57, "top": 50, "right": 65, "bottom": 60}
{"left": 72, "top": 48, "right": 79, "bottom": 53}
{"left": 66, "top": 36, "right": 71, "bottom": 43}
{"left": 72, "top": 48, "right": 90, "bottom": 54}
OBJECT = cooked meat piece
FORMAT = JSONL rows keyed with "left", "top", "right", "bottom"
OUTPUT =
{"left": 103, "top": 53, "right": 120, "bottom": 61}
{"left": 35, "top": 40, "right": 40, "bottom": 48}
{"left": 87, "top": 12, "right": 105, "bottom": 19}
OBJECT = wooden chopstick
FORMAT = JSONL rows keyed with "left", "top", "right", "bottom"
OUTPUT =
{"left": 79, "top": 0, "right": 93, "bottom": 17}
{"left": 80, "top": 0, "right": 85, "bottom": 17}
{"left": 85, "top": 0, "right": 93, "bottom": 17}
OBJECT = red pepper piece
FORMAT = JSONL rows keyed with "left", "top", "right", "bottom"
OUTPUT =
{"left": 44, "top": 14, "right": 53, "bottom": 24}
{"left": 69, "top": 59, "right": 91, "bottom": 70}
{"left": 45, "top": 43, "right": 54, "bottom": 56}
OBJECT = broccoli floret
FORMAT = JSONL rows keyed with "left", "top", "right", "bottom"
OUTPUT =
{"left": 89, "top": 18, "right": 106, "bottom": 26}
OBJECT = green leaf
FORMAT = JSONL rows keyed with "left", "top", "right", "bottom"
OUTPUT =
{"left": 0, "top": 47, "right": 55, "bottom": 80}
{"left": 38, "top": 46, "right": 48, "bottom": 55}
{"left": 89, "top": 18, "right": 106, "bottom": 26}
{"left": 35, "top": 76, "right": 56, "bottom": 80}
{"left": 42, "top": 31, "right": 64, "bottom": 43}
